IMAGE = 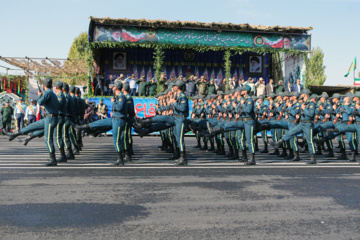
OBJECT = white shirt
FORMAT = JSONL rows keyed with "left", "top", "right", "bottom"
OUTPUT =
{"left": 129, "top": 79, "right": 137, "bottom": 89}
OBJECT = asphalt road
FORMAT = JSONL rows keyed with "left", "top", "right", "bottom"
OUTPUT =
{"left": 1, "top": 135, "right": 360, "bottom": 240}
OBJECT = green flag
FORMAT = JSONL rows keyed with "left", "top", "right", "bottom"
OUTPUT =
{"left": 345, "top": 57, "right": 356, "bottom": 77}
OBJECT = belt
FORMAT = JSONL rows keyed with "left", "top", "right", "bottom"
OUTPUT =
{"left": 342, "top": 121, "right": 349, "bottom": 124}
{"left": 173, "top": 114, "right": 185, "bottom": 118}
{"left": 300, "top": 120, "right": 313, "bottom": 123}
{"left": 243, "top": 118, "right": 254, "bottom": 121}
{"left": 113, "top": 116, "right": 126, "bottom": 120}
{"left": 356, "top": 121, "right": 360, "bottom": 124}
{"left": 46, "top": 114, "right": 58, "bottom": 118}
{"left": 288, "top": 120, "right": 296, "bottom": 123}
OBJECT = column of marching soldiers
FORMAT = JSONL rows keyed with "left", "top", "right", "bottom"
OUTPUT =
{"left": 3, "top": 77, "right": 360, "bottom": 166}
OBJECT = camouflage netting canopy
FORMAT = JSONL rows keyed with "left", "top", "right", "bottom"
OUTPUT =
{"left": 90, "top": 17, "right": 313, "bottom": 34}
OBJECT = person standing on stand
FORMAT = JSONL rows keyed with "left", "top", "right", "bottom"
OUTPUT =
{"left": 14, "top": 97, "right": 27, "bottom": 130}
{"left": 25, "top": 99, "right": 37, "bottom": 124}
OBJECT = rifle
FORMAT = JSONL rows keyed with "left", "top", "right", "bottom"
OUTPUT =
{"left": 36, "top": 81, "right": 42, "bottom": 94}
{"left": 267, "top": 110, "right": 273, "bottom": 121}
{"left": 234, "top": 107, "right": 243, "bottom": 122}
{"left": 348, "top": 105, "right": 358, "bottom": 125}
{"left": 333, "top": 109, "right": 344, "bottom": 124}
{"left": 322, "top": 107, "right": 334, "bottom": 123}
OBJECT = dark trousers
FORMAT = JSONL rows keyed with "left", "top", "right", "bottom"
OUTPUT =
{"left": 28, "top": 115, "right": 36, "bottom": 124}
{"left": 130, "top": 88, "right": 137, "bottom": 96}
{"left": 16, "top": 113, "right": 24, "bottom": 130}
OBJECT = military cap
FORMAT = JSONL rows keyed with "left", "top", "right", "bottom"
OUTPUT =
{"left": 63, "top": 82, "right": 69, "bottom": 91}
{"left": 217, "top": 91, "right": 225, "bottom": 96}
{"left": 320, "top": 92, "right": 329, "bottom": 99}
{"left": 302, "top": 89, "right": 311, "bottom": 95}
{"left": 173, "top": 79, "right": 184, "bottom": 87}
{"left": 75, "top": 87, "right": 81, "bottom": 94}
{"left": 54, "top": 81, "right": 63, "bottom": 88}
{"left": 30, "top": 99, "right": 35, "bottom": 102}
{"left": 115, "top": 81, "right": 123, "bottom": 90}
{"left": 258, "top": 95, "right": 265, "bottom": 100}
{"left": 331, "top": 93, "right": 341, "bottom": 99}
{"left": 69, "top": 85, "right": 75, "bottom": 92}
{"left": 269, "top": 93, "right": 276, "bottom": 98}
{"left": 99, "top": 97, "right": 104, "bottom": 101}
{"left": 345, "top": 92, "right": 354, "bottom": 98}
{"left": 252, "top": 96, "right": 258, "bottom": 101}
{"left": 354, "top": 91, "right": 360, "bottom": 98}
{"left": 291, "top": 92, "right": 300, "bottom": 97}
{"left": 310, "top": 94, "right": 318, "bottom": 99}
{"left": 123, "top": 82, "right": 130, "bottom": 92}
{"left": 44, "top": 78, "right": 53, "bottom": 88}
{"left": 244, "top": 85, "right": 251, "bottom": 92}
{"left": 235, "top": 87, "right": 243, "bottom": 93}
{"left": 230, "top": 90, "right": 236, "bottom": 94}
{"left": 225, "top": 90, "right": 232, "bottom": 95}
{"left": 278, "top": 92, "right": 284, "bottom": 97}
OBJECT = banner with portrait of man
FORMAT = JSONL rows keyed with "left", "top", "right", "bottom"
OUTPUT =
{"left": 111, "top": 51, "right": 129, "bottom": 72}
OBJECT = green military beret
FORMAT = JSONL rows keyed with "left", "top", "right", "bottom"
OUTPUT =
{"left": 99, "top": 97, "right": 104, "bottom": 101}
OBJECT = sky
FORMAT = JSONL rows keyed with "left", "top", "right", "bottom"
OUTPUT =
{"left": 0, "top": 0, "right": 359, "bottom": 85}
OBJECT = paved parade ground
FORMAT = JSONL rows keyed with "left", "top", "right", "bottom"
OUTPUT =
{"left": 1, "top": 135, "right": 360, "bottom": 239}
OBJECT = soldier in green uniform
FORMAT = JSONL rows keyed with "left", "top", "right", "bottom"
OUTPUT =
{"left": 1, "top": 100, "right": 13, "bottom": 133}
{"left": 196, "top": 76, "right": 208, "bottom": 96}
{"left": 207, "top": 79, "right": 217, "bottom": 95}
{"left": 136, "top": 76, "right": 147, "bottom": 96}
{"left": 147, "top": 78, "right": 157, "bottom": 97}
{"left": 157, "top": 73, "right": 167, "bottom": 93}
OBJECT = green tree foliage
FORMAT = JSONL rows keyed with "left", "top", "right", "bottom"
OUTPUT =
{"left": 305, "top": 47, "right": 326, "bottom": 88}
{"left": 271, "top": 52, "right": 284, "bottom": 84}
{"left": 68, "top": 32, "right": 89, "bottom": 59}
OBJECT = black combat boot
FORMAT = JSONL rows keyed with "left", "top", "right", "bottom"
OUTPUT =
{"left": 255, "top": 141, "right": 259, "bottom": 152}
{"left": 73, "top": 145, "right": 80, "bottom": 155}
{"left": 228, "top": 149, "right": 239, "bottom": 160}
{"left": 57, "top": 148, "right": 67, "bottom": 163}
{"left": 325, "top": 149, "right": 334, "bottom": 157}
{"left": 74, "top": 124, "right": 90, "bottom": 131}
{"left": 207, "top": 122, "right": 224, "bottom": 135}
{"left": 194, "top": 138, "right": 201, "bottom": 148}
{"left": 348, "top": 150, "right": 356, "bottom": 162}
{"left": 124, "top": 150, "right": 132, "bottom": 162}
{"left": 201, "top": 142, "right": 208, "bottom": 151}
{"left": 285, "top": 149, "right": 294, "bottom": 160}
{"left": 315, "top": 143, "right": 323, "bottom": 155}
{"left": 135, "top": 118, "right": 153, "bottom": 129}
{"left": 44, "top": 153, "right": 57, "bottom": 166}
{"left": 226, "top": 146, "right": 234, "bottom": 158}
{"left": 290, "top": 151, "right": 301, "bottom": 161}
{"left": 214, "top": 143, "right": 221, "bottom": 154}
{"left": 175, "top": 151, "right": 188, "bottom": 166}
{"left": 66, "top": 147, "right": 75, "bottom": 160}
{"left": 337, "top": 149, "right": 348, "bottom": 160}
{"left": 269, "top": 139, "right": 284, "bottom": 150}
{"left": 207, "top": 142, "right": 215, "bottom": 152}
{"left": 260, "top": 144, "right": 268, "bottom": 153}
{"left": 238, "top": 150, "right": 248, "bottom": 162}
{"left": 307, "top": 154, "right": 317, "bottom": 164}
{"left": 112, "top": 152, "right": 124, "bottom": 166}
{"left": 217, "top": 145, "right": 226, "bottom": 155}
{"left": 17, "top": 133, "right": 36, "bottom": 146}
{"left": 5, "top": 130, "right": 21, "bottom": 141}
{"left": 169, "top": 148, "right": 180, "bottom": 160}
{"left": 244, "top": 153, "right": 256, "bottom": 165}
{"left": 279, "top": 148, "right": 288, "bottom": 158}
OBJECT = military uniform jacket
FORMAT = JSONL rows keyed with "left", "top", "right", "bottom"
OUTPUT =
{"left": 38, "top": 89, "right": 60, "bottom": 115}
{"left": 1, "top": 106, "right": 13, "bottom": 121}
{"left": 25, "top": 105, "right": 37, "bottom": 119}
{"left": 301, "top": 100, "right": 316, "bottom": 120}
{"left": 97, "top": 103, "right": 108, "bottom": 115}
{"left": 242, "top": 96, "right": 255, "bottom": 119}
{"left": 57, "top": 92, "right": 67, "bottom": 115}
{"left": 287, "top": 101, "right": 301, "bottom": 120}
{"left": 71, "top": 94, "right": 80, "bottom": 116}
{"left": 125, "top": 93, "right": 135, "bottom": 118}
{"left": 112, "top": 92, "right": 127, "bottom": 118}
{"left": 14, "top": 102, "right": 27, "bottom": 117}
{"left": 173, "top": 91, "right": 189, "bottom": 117}
{"left": 64, "top": 93, "right": 75, "bottom": 117}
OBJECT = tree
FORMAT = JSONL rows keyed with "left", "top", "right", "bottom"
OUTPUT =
{"left": 271, "top": 52, "right": 284, "bottom": 84}
{"left": 68, "top": 32, "right": 89, "bottom": 59}
{"left": 304, "top": 47, "right": 326, "bottom": 88}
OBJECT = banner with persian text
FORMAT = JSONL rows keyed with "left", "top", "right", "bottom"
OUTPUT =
{"left": 92, "top": 25, "right": 311, "bottom": 51}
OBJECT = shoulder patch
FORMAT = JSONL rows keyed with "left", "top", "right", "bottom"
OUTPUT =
{"left": 309, "top": 105, "right": 313, "bottom": 108}
{"left": 247, "top": 101, "right": 251, "bottom": 104}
